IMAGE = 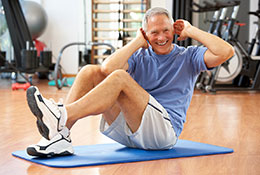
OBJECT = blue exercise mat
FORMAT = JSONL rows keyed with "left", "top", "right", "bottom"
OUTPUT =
{"left": 12, "top": 140, "right": 233, "bottom": 168}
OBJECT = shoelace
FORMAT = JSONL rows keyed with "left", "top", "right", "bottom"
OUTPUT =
{"left": 49, "top": 98, "right": 67, "bottom": 129}
{"left": 48, "top": 98, "right": 62, "bottom": 118}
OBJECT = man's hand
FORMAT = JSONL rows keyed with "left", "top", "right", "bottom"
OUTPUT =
{"left": 173, "top": 19, "right": 192, "bottom": 41}
{"left": 173, "top": 20, "right": 234, "bottom": 68}
{"left": 101, "top": 28, "right": 150, "bottom": 75}
{"left": 136, "top": 28, "right": 149, "bottom": 49}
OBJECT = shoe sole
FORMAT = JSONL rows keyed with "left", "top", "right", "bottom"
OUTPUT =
{"left": 27, "top": 147, "right": 73, "bottom": 157}
{"left": 27, "top": 86, "right": 50, "bottom": 140}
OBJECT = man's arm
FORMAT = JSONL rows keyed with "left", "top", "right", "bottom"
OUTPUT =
{"left": 174, "top": 20, "right": 235, "bottom": 68}
{"left": 101, "top": 29, "right": 148, "bottom": 75}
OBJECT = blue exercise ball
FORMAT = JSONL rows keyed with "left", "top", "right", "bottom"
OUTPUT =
{"left": 22, "top": 1, "right": 48, "bottom": 39}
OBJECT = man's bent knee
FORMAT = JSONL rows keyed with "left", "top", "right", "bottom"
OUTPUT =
{"left": 79, "top": 65, "right": 101, "bottom": 76}
{"left": 78, "top": 65, "right": 106, "bottom": 86}
{"left": 108, "top": 69, "right": 130, "bottom": 83}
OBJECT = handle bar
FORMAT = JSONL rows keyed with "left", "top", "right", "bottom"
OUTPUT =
{"left": 192, "top": 0, "right": 240, "bottom": 12}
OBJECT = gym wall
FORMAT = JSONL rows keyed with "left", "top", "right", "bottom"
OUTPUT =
{"left": 30, "top": 0, "right": 172, "bottom": 75}
{"left": 25, "top": 0, "right": 257, "bottom": 75}
{"left": 34, "top": 0, "right": 91, "bottom": 75}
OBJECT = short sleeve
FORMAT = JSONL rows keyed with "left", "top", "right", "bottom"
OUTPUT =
{"left": 188, "top": 46, "right": 208, "bottom": 75}
{"left": 127, "top": 53, "right": 136, "bottom": 75}
{"left": 127, "top": 48, "right": 146, "bottom": 75}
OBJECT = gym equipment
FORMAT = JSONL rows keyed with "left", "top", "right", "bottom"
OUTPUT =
{"left": 12, "top": 140, "right": 233, "bottom": 168}
{"left": 191, "top": 0, "right": 240, "bottom": 12}
{"left": 91, "top": 0, "right": 148, "bottom": 60}
{"left": 173, "top": 0, "right": 193, "bottom": 47}
{"left": 204, "top": 4, "right": 242, "bottom": 91}
{"left": 2, "top": 0, "right": 33, "bottom": 71}
{"left": 52, "top": 0, "right": 116, "bottom": 90}
{"left": 193, "top": 0, "right": 240, "bottom": 90}
{"left": 53, "top": 42, "right": 115, "bottom": 89}
{"left": 22, "top": 1, "right": 48, "bottom": 40}
{"left": 48, "top": 77, "right": 75, "bottom": 87}
{"left": 20, "top": 42, "right": 38, "bottom": 70}
{"left": 0, "top": 48, "right": 32, "bottom": 84}
{"left": 1, "top": 0, "right": 51, "bottom": 85}
{"left": 0, "top": 51, "right": 5, "bottom": 66}
{"left": 1, "top": 0, "right": 113, "bottom": 89}
{"left": 0, "top": 3, "right": 7, "bottom": 36}
{"left": 0, "top": 4, "right": 11, "bottom": 62}
{"left": 12, "top": 82, "right": 30, "bottom": 91}
{"left": 117, "top": 1, "right": 123, "bottom": 40}
{"left": 207, "top": 3, "right": 260, "bottom": 92}
{"left": 194, "top": 0, "right": 260, "bottom": 93}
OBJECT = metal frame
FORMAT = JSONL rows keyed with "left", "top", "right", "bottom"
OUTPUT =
{"left": 54, "top": 42, "right": 115, "bottom": 89}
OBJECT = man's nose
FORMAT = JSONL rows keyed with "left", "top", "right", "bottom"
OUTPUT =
{"left": 157, "top": 33, "right": 166, "bottom": 41}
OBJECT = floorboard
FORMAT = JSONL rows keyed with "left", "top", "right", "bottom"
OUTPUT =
{"left": 0, "top": 79, "right": 260, "bottom": 175}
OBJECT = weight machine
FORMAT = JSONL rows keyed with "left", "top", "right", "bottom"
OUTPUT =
{"left": 0, "top": 0, "right": 115, "bottom": 90}
{"left": 192, "top": 0, "right": 260, "bottom": 93}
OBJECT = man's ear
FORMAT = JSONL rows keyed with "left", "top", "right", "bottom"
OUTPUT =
{"left": 140, "top": 28, "right": 149, "bottom": 40}
{"left": 172, "top": 24, "right": 175, "bottom": 35}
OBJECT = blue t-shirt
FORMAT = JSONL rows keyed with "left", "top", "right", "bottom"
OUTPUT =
{"left": 127, "top": 44, "right": 208, "bottom": 137}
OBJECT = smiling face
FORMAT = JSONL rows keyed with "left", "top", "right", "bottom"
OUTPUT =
{"left": 146, "top": 14, "right": 174, "bottom": 55}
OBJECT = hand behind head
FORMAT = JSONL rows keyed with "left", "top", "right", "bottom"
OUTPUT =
{"left": 136, "top": 28, "right": 149, "bottom": 49}
{"left": 173, "top": 20, "right": 191, "bottom": 41}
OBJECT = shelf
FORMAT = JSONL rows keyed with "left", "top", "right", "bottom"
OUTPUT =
{"left": 122, "top": 19, "right": 142, "bottom": 22}
{"left": 93, "top": 19, "right": 142, "bottom": 22}
{"left": 91, "top": 0, "right": 149, "bottom": 63}
{"left": 123, "top": 9, "right": 145, "bottom": 13}
{"left": 93, "top": 19, "right": 118, "bottom": 22}
{"left": 94, "top": 55, "right": 110, "bottom": 59}
{"left": 93, "top": 1, "right": 147, "bottom": 4}
{"left": 94, "top": 37, "right": 134, "bottom": 40}
{"left": 122, "top": 28, "right": 138, "bottom": 32}
{"left": 93, "top": 9, "right": 145, "bottom": 13}
{"left": 93, "top": 46, "right": 113, "bottom": 50}
{"left": 94, "top": 28, "right": 118, "bottom": 31}
{"left": 93, "top": 28, "right": 137, "bottom": 32}
{"left": 123, "top": 37, "right": 134, "bottom": 41}
{"left": 94, "top": 37, "right": 118, "bottom": 40}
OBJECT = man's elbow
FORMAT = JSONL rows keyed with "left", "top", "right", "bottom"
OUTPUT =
{"left": 219, "top": 45, "right": 235, "bottom": 63}
{"left": 225, "top": 45, "right": 235, "bottom": 60}
{"left": 206, "top": 45, "right": 235, "bottom": 68}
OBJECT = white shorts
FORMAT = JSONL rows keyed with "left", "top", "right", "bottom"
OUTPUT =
{"left": 100, "top": 95, "right": 177, "bottom": 150}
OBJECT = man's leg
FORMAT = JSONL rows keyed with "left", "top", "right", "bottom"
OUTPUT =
{"left": 26, "top": 65, "right": 109, "bottom": 157}
{"left": 64, "top": 64, "right": 121, "bottom": 129}
{"left": 66, "top": 69, "right": 149, "bottom": 133}
{"left": 64, "top": 65, "right": 106, "bottom": 105}
{"left": 27, "top": 68, "right": 148, "bottom": 139}
{"left": 26, "top": 68, "right": 149, "bottom": 156}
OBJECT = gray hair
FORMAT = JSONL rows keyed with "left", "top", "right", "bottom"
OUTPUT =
{"left": 142, "top": 7, "right": 174, "bottom": 32}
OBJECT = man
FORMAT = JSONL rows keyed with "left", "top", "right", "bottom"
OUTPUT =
{"left": 26, "top": 7, "right": 234, "bottom": 156}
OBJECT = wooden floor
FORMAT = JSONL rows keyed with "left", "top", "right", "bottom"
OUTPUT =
{"left": 0, "top": 79, "right": 260, "bottom": 175}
